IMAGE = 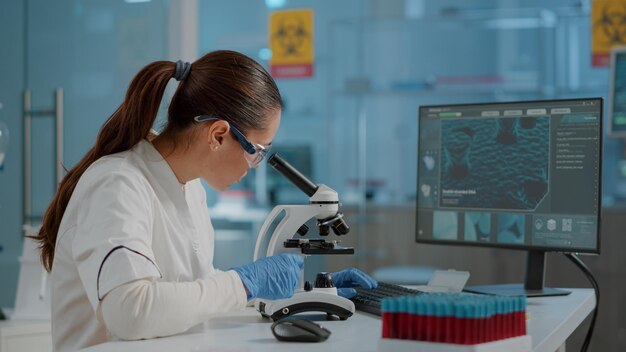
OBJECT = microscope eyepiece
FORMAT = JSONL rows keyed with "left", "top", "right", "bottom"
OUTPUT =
{"left": 268, "top": 153, "right": 318, "bottom": 197}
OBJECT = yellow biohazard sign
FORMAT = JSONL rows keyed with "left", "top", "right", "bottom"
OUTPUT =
{"left": 592, "top": 0, "right": 626, "bottom": 66}
{"left": 269, "top": 9, "right": 314, "bottom": 78}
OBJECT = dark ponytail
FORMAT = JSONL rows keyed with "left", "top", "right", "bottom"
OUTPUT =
{"left": 33, "top": 50, "right": 282, "bottom": 271}
{"left": 33, "top": 61, "right": 176, "bottom": 271}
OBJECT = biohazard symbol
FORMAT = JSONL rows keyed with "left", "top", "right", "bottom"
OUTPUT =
{"left": 272, "top": 18, "right": 311, "bottom": 57}
{"left": 593, "top": 4, "right": 626, "bottom": 46}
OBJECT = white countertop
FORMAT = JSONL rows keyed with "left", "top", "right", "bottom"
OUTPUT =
{"left": 81, "top": 288, "right": 595, "bottom": 352}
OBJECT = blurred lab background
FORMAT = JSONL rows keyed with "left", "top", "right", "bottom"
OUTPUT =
{"left": 1, "top": 0, "right": 625, "bottom": 350}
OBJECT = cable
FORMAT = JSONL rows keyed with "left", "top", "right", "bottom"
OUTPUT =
{"left": 564, "top": 253, "right": 599, "bottom": 352}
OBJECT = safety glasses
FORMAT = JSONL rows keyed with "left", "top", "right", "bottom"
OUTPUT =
{"left": 194, "top": 115, "right": 271, "bottom": 168}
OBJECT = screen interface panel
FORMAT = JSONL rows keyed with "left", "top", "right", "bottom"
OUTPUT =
{"left": 417, "top": 99, "right": 602, "bottom": 253}
{"left": 610, "top": 52, "right": 626, "bottom": 135}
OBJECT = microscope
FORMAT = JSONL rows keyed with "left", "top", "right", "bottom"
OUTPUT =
{"left": 253, "top": 153, "right": 356, "bottom": 321}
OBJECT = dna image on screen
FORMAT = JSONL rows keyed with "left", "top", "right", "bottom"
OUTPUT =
{"left": 440, "top": 116, "right": 549, "bottom": 211}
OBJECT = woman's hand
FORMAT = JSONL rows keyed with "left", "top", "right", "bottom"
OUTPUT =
{"left": 331, "top": 268, "right": 378, "bottom": 298}
{"left": 232, "top": 253, "right": 304, "bottom": 300}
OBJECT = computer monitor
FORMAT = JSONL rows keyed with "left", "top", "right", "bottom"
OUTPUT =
{"left": 416, "top": 98, "right": 602, "bottom": 297}
{"left": 609, "top": 46, "right": 626, "bottom": 137}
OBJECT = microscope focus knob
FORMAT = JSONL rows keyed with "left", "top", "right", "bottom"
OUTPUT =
{"left": 297, "top": 224, "right": 309, "bottom": 236}
{"left": 314, "top": 272, "right": 335, "bottom": 288}
{"left": 304, "top": 281, "right": 313, "bottom": 292}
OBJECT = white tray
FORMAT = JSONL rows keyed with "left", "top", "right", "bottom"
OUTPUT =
{"left": 378, "top": 335, "right": 531, "bottom": 352}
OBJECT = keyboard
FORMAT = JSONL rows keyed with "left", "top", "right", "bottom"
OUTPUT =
{"left": 351, "top": 282, "right": 424, "bottom": 316}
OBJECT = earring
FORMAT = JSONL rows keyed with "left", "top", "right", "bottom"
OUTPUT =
{"left": 213, "top": 145, "right": 219, "bottom": 151}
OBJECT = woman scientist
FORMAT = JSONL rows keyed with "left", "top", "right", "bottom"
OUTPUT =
{"left": 31, "top": 50, "right": 377, "bottom": 351}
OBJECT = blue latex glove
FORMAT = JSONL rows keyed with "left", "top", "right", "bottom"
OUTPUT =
{"left": 232, "top": 253, "right": 304, "bottom": 300}
{"left": 331, "top": 268, "right": 378, "bottom": 299}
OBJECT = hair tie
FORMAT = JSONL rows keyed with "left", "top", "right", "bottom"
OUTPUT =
{"left": 173, "top": 60, "right": 191, "bottom": 81}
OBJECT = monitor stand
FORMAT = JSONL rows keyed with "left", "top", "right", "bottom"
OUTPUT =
{"left": 464, "top": 250, "right": 571, "bottom": 297}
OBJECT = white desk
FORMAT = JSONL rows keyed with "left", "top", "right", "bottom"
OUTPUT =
{"left": 81, "top": 289, "right": 594, "bottom": 352}
{"left": 0, "top": 319, "right": 52, "bottom": 352}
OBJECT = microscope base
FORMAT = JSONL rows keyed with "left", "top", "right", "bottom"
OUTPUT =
{"left": 255, "top": 290, "right": 355, "bottom": 321}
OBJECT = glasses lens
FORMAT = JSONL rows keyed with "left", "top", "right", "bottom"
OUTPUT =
{"left": 245, "top": 145, "right": 269, "bottom": 168}
{"left": 258, "top": 147, "right": 269, "bottom": 164}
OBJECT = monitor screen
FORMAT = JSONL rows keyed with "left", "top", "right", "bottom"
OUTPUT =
{"left": 609, "top": 47, "right": 626, "bottom": 137}
{"left": 416, "top": 99, "right": 602, "bottom": 255}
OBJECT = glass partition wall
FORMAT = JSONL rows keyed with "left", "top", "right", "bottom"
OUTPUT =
{"left": 325, "top": 6, "right": 612, "bottom": 272}
{"left": 198, "top": 1, "right": 613, "bottom": 271}
{"left": 0, "top": 1, "right": 622, "bottom": 349}
{"left": 0, "top": 0, "right": 170, "bottom": 308}
{"left": 196, "top": 12, "right": 621, "bottom": 348}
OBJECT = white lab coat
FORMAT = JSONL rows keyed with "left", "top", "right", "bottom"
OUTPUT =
{"left": 50, "top": 140, "right": 246, "bottom": 351}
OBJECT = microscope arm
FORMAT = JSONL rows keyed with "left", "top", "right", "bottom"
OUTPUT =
{"left": 264, "top": 206, "right": 320, "bottom": 259}
{"left": 253, "top": 205, "right": 318, "bottom": 261}
{"left": 252, "top": 153, "right": 355, "bottom": 321}
{"left": 253, "top": 206, "right": 284, "bottom": 261}
{"left": 253, "top": 201, "right": 340, "bottom": 261}
{"left": 254, "top": 154, "right": 341, "bottom": 261}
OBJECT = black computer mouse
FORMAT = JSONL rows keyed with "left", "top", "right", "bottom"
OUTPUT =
{"left": 271, "top": 318, "right": 331, "bottom": 342}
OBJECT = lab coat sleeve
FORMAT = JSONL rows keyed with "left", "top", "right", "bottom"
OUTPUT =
{"left": 99, "top": 270, "right": 247, "bottom": 340}
{"left": 72, "top": 169, "right": 161, "bottom": 312}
